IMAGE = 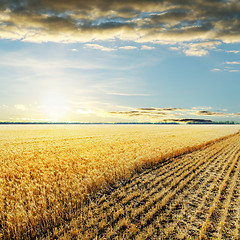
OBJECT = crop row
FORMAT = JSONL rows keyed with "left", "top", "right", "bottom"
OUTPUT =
{"left": 43, "top": 132, "right": 240, "bottom": 239}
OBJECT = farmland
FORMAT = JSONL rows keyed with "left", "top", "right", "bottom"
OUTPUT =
{"left": 0, "top": 125, "right": 240, "bottom": 239}
{"left": 49, "top": 130, "right": 240, "bottom": 239}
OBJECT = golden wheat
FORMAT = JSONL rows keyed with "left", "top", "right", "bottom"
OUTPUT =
{"left": 47, "top": 131, "right": 240, "bottom": 240}
{"left": 0, "top": 125, "right": 240, "bottom": 239}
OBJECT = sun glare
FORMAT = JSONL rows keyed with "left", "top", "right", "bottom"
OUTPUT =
{"left": 42, "top": 92, "right": 68, "bottom": 120}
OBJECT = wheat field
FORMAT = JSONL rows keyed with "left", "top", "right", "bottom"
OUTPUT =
{"left": 0, "top": 125, "right": 240, "bottom": 239}
{"left": 50, "top": 130, "right": 240, "bottom": 240}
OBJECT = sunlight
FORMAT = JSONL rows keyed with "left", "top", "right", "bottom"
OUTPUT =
{"left": 42, "top": 92, "right": 68, "bottom": 120}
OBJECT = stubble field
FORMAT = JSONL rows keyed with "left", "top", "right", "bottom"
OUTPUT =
{"left": 0, "top": 125, "right": 240, "bottom": 239}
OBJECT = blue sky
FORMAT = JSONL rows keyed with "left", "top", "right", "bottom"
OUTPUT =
{"left": 0, "top": 0, "right": 240, "bottom": 122}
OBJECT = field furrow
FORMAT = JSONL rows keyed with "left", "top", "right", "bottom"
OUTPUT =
{"left": 155, "top": 138, "right": 239, "bottom": 239}
{"left": 72, "top": 133, "right": 233, "bottom": 238}
{"left": 199, "top": 151, "right": 240, "bottom": 239}
{"left": 184, "top": 138, "right": 240, "bottom": 238}
{"left": 214, "top": 157, "right": 240, "bottom": 239}
{"left": 42, "top": 131, "right": 240, "bottom": 240}
{"left": 233, "top": 172, "right": 240, "bottom": 239}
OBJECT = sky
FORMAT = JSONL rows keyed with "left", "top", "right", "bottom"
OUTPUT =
{"left": 0, "top": 0, "right": 240, "bottom": 123}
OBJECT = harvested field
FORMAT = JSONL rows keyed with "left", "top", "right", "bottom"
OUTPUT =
{"left": 0, "top": 125, "right": 240, "bottom": 239}
{"left": 44, "top": 129, "right": 240, "bottom": 239}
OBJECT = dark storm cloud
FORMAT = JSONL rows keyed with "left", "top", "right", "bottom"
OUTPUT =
{"left": 0, "top": 0, "right": 240, "bottom": 49}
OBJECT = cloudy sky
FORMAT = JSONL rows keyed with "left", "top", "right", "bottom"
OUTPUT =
{"left": 0, "top": 0, "right": 240, "bottom": 122}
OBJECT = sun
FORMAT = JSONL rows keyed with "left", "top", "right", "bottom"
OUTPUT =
{"left": 42, "top": 92, "right": 68, "bottom": 120}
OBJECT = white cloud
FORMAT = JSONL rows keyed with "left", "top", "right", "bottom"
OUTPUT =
{"left": 184, "top": 48, "right": 208, "bottom": 56}
{"left": 182, "top": 41, "right": 221, "bottom": 56}
{"left": 212, "top": 60, "right": 240, "bottom": 72}
{"left": 77, "top": 108, "right": 94, "bottom": 114}
{"left": 190, "top": 41, "right": 221, "bottom": 49}
{"left": 0, "top": 51, "right": 114, "bottom": 70}
{"left": 119, "top": 46, "right": 138, "bottom": 50}
{"left": 211, "top": 67, "right": 240, "bottom": 73}
{"left": 0, "top": 104, "right": 8, "bottom": 109}
{"left": 107, "top": 92, "right": 152, "bottom": 96}
{"left": 14, "top": 104, "right": 28, "bottom": 111}
{"left": 169, "top": 41, "right": 222, "bottom": 56}
{"left": 225, "top": 61, "right": 240, "bottom": 65}
{"left": 191, "top": 106, "right": 212, "bottom": 110}
{"left": 211, "top": 68, "right": 222, "bottom": 72}
{"left": 84, "top": 44, "right": 116, "bottom": 52}
{"left": 169, "top": 46, "right": 180, "bottom": 51}
{"left": 226, "top": 50, "right": 240, "bottom": 54}
{"left": 141, "top": 45, "right": 155, "bottom": 50}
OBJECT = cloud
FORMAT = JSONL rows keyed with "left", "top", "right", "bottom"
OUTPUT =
{"left": 0, "top": 104, "right": 8, "bottom": 109}
{"left": 226, "top": 50, "right": 240, "bottom": 54}
{"left": 137, "top": 107, "right": 185, "bottom": 111}
{"left": 184, "top": 48, "right": 209, "bottom": 56}
{"left": 109, "top": 107, "right": 188, "bottom": 121}
{"left": 163, "top": 119, "right": 213, "bottom": 123}
{"left": 141, "top": 45, "right": 155, "bottom": 50}
{"left": 0, "top": 50, "right": 119, "bottom": 70}
{"left": 195, "top": 110, "right": 225, "bottom": 116}
{"left": 176, "top": 41, "right": 222, "bottom": 56}
{"left": 169, "top": 46, "right": 180, "bottom": 51}
{"left": 77, "top": 108, "right": 94, "bottom": 115}
{"left": 191, "top": 106, "right": 212, "bottom": 110}
{"left": 84, "top": 44, "right": 116, "bottom": 52}
{"left": 108, "top": 106, "right": 239, "bottom": 121}
{"left": 119, "top": 46, "right": 138, "bottom": 50}
{"left": 14, "top": 104, "right": 28, "bottom": 111}
{"left": 109, "top": 110, "right": 168, "bottom": 119}
{"left": 225, "top": 61, "right": 240, "bottom": 64}
{"left": 212, "top": 60, "right": 240, "bottom": 72}
{"left": 108, "top": 92, "right": 152, "bottom": 96}
{"left": 211, "top": 68, "right": 236, "bottom": 72}
{"left": 1, "top": 0, "right": 240, "bottom": 55}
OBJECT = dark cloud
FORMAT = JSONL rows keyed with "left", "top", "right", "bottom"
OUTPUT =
{"left": 109, "top": 107, "right": 194, "bottom": 120}
{"left": 164, "top": 118, "right": 213, "bottom": 123}
{"left": 109, "top": 110, "right": 167, "bottom": 116}
{"left": 136, "top": 107, "right": 157, "bottom": 111}
{"left": 109, "top": 106, "right": 240, "bottom": 121}
{"left": 196, "top": 110, "right": 226, "bottom": 116}
{"left": 0, "top": 0, "right": 240, "bottom": 48}
{"left": 109, "top": 109, "right": 215, "bottom": 122}
{"left": 137, "top": 107, "right": 184, "bottom": 111}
